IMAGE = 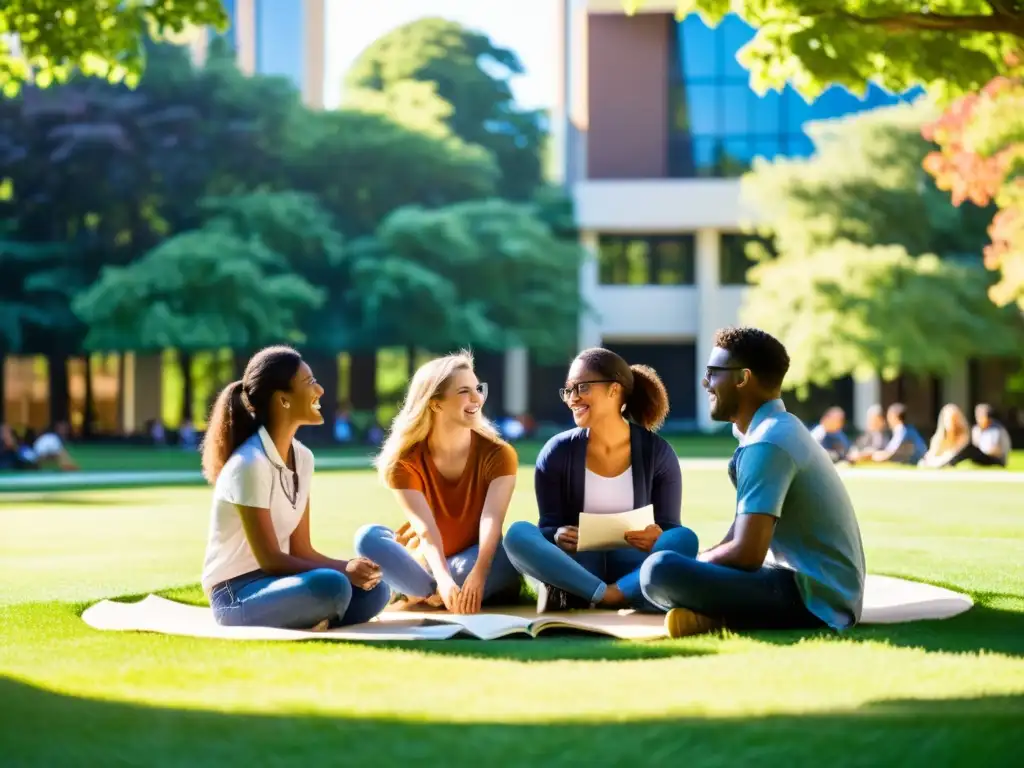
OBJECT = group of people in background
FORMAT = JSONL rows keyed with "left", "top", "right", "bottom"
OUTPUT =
{"left": 0, "top": 421, "right": 78, "bottom": 472}
{"left": 812, "top": 401, "right": 1013, "bottom": 469}
{"left": 199, "top": 327, "right": 866, "bottom": 640}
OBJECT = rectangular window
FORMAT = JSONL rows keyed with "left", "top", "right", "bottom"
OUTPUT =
{"left": 719, "top": 234, "right": 773, "bottom": 285}
{"left": 598, "top": 235, "right": 697, "bottom": 286}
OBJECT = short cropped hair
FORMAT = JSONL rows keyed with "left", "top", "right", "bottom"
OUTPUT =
{"left": 712, "top": 326, "right": 790, "bottom": 390}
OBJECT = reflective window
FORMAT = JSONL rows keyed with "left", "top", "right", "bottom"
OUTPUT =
{"left": 255, "top": 0, "right": 305, "bottom": 87}
{"left": 668, "top": 14, "right": 924, "bottom": 178}
{"left": 598, "top": 235, "right": 697, "bottom": 286}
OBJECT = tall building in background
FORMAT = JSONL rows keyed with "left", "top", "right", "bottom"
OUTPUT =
{"left": 190, "top": 0, "right": 333, "bottom": 109}
{"left": 551, "top": 0, "right": 926, "bottom": 430}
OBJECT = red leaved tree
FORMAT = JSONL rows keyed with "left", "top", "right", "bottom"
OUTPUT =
{"left": 923, "top": 59, "right": 1024, "bottom": 310}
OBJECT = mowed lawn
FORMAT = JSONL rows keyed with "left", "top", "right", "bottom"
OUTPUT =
{"left": 1, "top": 467, "right": 1023, "bottom": 766}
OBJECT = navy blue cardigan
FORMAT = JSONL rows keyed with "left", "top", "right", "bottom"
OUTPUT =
{"left": 534, "top": 423, "right": 683, "bottom": 542}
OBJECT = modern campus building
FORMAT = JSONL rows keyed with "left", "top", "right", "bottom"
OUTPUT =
{"left": 545, "top": 0, "right": 1004, "bottom": 431}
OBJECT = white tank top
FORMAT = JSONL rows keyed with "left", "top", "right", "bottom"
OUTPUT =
{"left": 583, "top": 466, "right": 634, "bottom": 515}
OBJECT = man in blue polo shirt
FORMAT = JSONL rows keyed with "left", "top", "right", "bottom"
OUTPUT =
{"left": 640, "top": 326, "right": 866, "bottom": 637}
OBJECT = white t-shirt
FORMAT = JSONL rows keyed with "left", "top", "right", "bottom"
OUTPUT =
{"left": 583, "top": 466, "right": 634, "bottom": 515}
{"left": 201, "top": 426, "right": 314, "bottom": 594}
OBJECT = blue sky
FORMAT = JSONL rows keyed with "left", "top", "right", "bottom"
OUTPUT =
{"left": 325, "top": 0, "right": 557, "bottom": 111}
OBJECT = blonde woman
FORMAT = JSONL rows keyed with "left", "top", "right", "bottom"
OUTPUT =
{"left": 354, "top": 351, "right": 522, "bottom": 614}
{"left": 919, "top": 404, "right": 971, "bottom": 467}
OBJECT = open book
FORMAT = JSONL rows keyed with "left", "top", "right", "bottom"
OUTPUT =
{"left": 373, "top": 607, "right": 667, "bottom": 640}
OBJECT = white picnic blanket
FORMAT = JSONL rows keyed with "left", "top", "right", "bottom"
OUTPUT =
{"left": 80, "top": 574, "right": 973, "bottom": 642}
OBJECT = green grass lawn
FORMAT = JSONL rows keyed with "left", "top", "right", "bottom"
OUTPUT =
{"left": 2, "top": 467, "right": 1022, "bottom": 766}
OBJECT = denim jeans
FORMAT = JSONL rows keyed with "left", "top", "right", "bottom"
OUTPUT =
{"left": 209, "top": 567, "right": 391, "bottom": 629}
{"left": 502, "top": 521, "right": 700, "bottom": 612}
{"left": 354, "top": 524, "right": 523, "bottom": 602}
{"left": 639, "top": 552, "right": 823, "bottom": 630}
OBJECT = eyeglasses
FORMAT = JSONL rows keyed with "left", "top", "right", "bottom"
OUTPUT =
{"left": 559, "top": 380, "right": 616, "bottom": 402}
{"left": 704, "top": 366, "right": 746, "bottom": 381}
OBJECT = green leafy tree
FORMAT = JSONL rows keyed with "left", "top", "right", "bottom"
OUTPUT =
{"left": 72, "top": 229, "right": 323, "bottom": 353}
{"left": 348, "top": 198, "right": 585, "bottom": 361}
{"left": 626, "top": 1, "right": 1024, "bottom": 98}
{"left": 742, "top": 242, "right": 1020, "bottom": 393}
{"left": 738, "top": 101, "right": 1021, "bottom": 393}
{"left": 1, "top": 0, "right": 227, "bottom": 95}
{"left": 344, "top": 17, "right": 546, "bottom": 200}
{"left": 283, "top": 107, "right": 499, "bottom": 238}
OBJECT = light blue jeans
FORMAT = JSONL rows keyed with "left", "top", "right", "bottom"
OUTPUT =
{"left": 354, "top": 524, "right": 523, "bottom": 602}
{"left": 502, "top": 521, "right": 700, "bottom": 612}
{"left": 209, "top": 568, "right": 391, "bottom": 629}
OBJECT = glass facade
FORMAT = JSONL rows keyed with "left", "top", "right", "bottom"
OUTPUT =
{"left": 597, "top": 235, "right": 696, "bottom": 286}
{"left": 254, "top": 0, "right": 306, "bottom": 87}
{"left": 668, "top": 14, "right": 924, "bottom": 178}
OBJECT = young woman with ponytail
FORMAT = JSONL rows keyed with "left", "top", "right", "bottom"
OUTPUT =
{"left": 200, "top": 345, "right": 388, "bottom": 630}
{"left": 503, "top": 347, "right": 699, "bottom": 613}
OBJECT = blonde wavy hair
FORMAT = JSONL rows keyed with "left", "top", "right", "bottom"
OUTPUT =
{"left": 374, "top": 350, "right": 502, "bottom": 485}
{"left": 929, "top": 403, "right": 969, "bottom": 455}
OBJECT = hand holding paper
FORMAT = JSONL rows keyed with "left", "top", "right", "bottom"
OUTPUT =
{"left": 577, "top": 505, "right": 656, "bottom": 551}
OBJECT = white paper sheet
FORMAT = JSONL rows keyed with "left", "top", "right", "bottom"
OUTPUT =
{"left": 577, "top": 504, "right": 655, "bottom": 551}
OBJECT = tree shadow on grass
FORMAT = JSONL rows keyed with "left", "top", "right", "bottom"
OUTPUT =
{"left": 0, "top": 676, "right": 1019, "bottom": 767}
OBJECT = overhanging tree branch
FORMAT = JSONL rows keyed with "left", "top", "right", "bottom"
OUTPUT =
{"left": 830, "top": 9, "right": 1024, "bottom": 36}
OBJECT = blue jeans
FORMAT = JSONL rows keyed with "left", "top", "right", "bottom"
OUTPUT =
{"left": 354, "top": 524, "right": 523, "bottom": 602}
{"left": 209, "top": 568, "right": 391, "bottom": 629}
{"left": 502, "top": 521, "right": 700, "bottom": 612}
{"left": 639, "top": 553, "right": 823, "bottom": 630}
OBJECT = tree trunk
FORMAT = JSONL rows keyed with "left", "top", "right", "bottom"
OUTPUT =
{"left": 116, "top": 353, "right": 126, "bottom": 435}
{"left": 0, "top": 351, "right": 6, "bottom": 424}
{"left": 83, "top": 358, "right": 95, "bottom": 438}
{"left": 47, "top": 353, "right": 70, "bottom": 426}
{"left": 349, "top": 351, "right": 378, "bottom": 413}
{"left": 233, "top": 350, "right": 250, "bottom": 380}
{"left": 181, "top": 351, "right": 194, "bottom": 425}
{"left": 407, "top": 346, "right": 417, "bottom": 380}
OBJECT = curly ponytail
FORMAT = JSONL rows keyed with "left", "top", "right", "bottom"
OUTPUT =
{"left": 624, "top": 364, "right": 669, "bottom": 432}
{"left": 573, "top": 348, "right": 670, "bottom": 432}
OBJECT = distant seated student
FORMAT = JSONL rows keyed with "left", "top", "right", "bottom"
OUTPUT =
{"left": 866, "top": 403, "right": 926, "bottom": 465}
{"left": 810, "top": 407, "right": 851, "bottom": 463}
{"left": 923, "top": 403, "right": 1011, "bottom": 469}
{"left": 845, "top": 405, "right": 889, "bottom": 463}
{"left": 919, "top": 404, "right": 971, "bottom": 468}
{"left": 0, "top": 424, "right": 38, "bottom": 471}
{"left": 970, "top": 404, "right": 1012, "bottom": 467}
{"left": 32, "top": 422, "right": 79, "bottom": 472}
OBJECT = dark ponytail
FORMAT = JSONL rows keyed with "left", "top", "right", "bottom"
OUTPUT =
{"left": 200, "top": 345, "right": 303, "bottom": 483}
{"left": 624, "top": 364, "right": 669, "bottom": 432}
{"left": 574, "top": 348, "right": 670, "bottom": 432}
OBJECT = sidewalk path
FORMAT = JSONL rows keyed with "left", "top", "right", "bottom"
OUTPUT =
{"left": 2, "top": 456, "right": 1021, "bottom": 494}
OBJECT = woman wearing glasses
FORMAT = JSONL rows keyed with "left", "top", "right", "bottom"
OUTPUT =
{"left": 355, "top": 351, "right": 523, "bottom": 614}
{"left": 503, "top": 347, "right": 698, "bottom": 612}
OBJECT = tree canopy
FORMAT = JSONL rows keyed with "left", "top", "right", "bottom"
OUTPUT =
{"left": 738, "top": 100, "right": 1021, "bottom": 393}
{"left": 628, "top": 1, "right": 1024, "bottom": 99}
{"left": 923, "top": 69, "right": 1024, "bottom": 310}
{"left": 344, "top": 17, "right": 545, "bottom": 200}
{"left": 0, "top": 0, "right": 227, "bottom": 96}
